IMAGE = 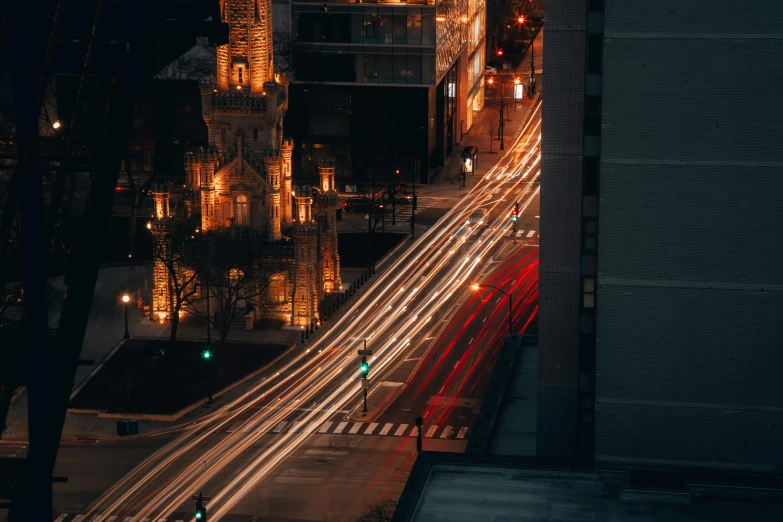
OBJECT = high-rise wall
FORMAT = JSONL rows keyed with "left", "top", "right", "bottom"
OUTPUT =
{"left": 540, "top": 0, "right": 783, "bottom": 471}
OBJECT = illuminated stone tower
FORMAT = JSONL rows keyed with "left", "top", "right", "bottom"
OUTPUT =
{"left": 291, "top": 186, "right": 319, "bottom": 328}
{"left": 150, "top": 183, "right": 173, "bottom": 320}
{"left": 316, "top": 159, "right": 342, "bottom": 293}
{"left": 190, "top": 0, "right": 291, "bottom": 240}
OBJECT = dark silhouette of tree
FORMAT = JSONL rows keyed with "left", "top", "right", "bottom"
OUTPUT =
{"left": 354, "top": 500, "right": 397, "bottom": 522}
{"left": 186, "top": 231, "right": 273, "bottom": 343}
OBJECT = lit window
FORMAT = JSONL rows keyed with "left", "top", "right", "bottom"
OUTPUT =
{"left": 236, "top": 195, "right": 249, "bottom": 226}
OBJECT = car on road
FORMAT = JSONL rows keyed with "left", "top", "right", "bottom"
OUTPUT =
{"left": 466, "top": 208, "right": 487, "bottom": 226}
{"left": 485, "top": 65, "right": 498, "bottom": 76}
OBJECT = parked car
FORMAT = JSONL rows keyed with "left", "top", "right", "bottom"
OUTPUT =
{"left": 343, "top": 197, "right": 374, "bottom": 214}
{"left": 485, "top": 65, "right": 498, "bottom": 76}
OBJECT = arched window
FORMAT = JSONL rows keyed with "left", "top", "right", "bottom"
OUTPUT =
{"left": 236, "top": 195, "right": 249, "bottom": 226}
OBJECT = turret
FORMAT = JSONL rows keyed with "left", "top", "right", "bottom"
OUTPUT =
{"left": 315, "top": 158, "right": 341, "bottom": 293}
{"left": 184, "top": 152, "right": 200, "bottom": 191}
{"left": 281, "top": 138, "right": 294, "bottom": 228}
{"left": 291, "top": 186, "right": 318, "bottom": 327}
{"left": 264, "top": 152, "right": 282, "bottom": 240}
{"left": 151, "top": 182, "right": 171, "bottom": 221}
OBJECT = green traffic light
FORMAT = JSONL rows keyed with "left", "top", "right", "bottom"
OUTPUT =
{"left": 196, "top": 512, "right": 203, "bottom": 520}
{"left": 512, "top": 216, "right": 518, "bottom": 223}
{"left": 202, "top": 349, "right": 212, "bottom": 360}
{"left": 361, "top": 363, "right": 369, "bottom": 373}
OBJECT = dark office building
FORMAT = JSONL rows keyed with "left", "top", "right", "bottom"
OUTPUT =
{"left": 278, "top": 0, "right": 487, "bottom": 185}
{"left": 540, "top": 0, "right": 783, "bottom": 471}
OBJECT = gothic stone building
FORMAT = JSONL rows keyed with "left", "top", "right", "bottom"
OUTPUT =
{"left": 150, "top": 0, "right": 341, "bottom": 328}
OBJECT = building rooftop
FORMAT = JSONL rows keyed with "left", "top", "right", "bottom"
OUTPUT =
{"left": 393, "top": 335, "right": 783, "bottom": 521}
{"left": 394, "top": 455, "right": 783, "bottom": 522}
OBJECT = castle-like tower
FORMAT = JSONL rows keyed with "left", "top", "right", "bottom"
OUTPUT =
{"left": 150, "top": 183, "right": 173, "bottom": 320}
{"left": 184, "top": 0, "right": 290, "bottom": 239}
{"left": 291, "top": 187, "right": 319, "bottom": 327}
{"left": 148, "top": 0, "right": 341, "bottom": 328}
{"left": 316, "top": 159, "right": 342, "bottom": 293}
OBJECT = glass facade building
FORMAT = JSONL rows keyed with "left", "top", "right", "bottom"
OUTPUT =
{"left": 276, "top": 0, "right": 486, "bottom": 182}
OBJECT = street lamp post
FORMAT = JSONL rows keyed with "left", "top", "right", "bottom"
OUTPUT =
{"left": 471, "top": 283, "right": 514, "bottom": 335}
{"left": 486, "top": 77, "right": 519, "bottom": 151}
{"left": 122, "top": 294, "right": 130, "bottom": 339}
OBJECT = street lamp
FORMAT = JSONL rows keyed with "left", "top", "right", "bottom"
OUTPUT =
{"left": 122, "top": 294, "right": 131, "bottom": 339}
{"left": 52, "top": 120, "right": 62, "bottom": 130}
{"left": 471, "top": 283, "right": 514, "bottom": 335}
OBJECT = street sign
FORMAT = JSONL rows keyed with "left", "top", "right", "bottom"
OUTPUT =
{"left": 357, "top": 349, "right": 373, "bottom": 356}
{"left": 362, "top": 378, "right": 369, "bottom": 389}
{"left": 191, "top": 495, "right": 212, "bottom": 503}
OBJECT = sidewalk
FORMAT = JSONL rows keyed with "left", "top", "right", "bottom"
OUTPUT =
{"left": 419, "top": 29, "right": 542, "bottom": 198}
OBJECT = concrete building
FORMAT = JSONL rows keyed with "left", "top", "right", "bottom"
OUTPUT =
{"left": 272, "top": 0, "right": 486, "bottom": 183}
{"left": 149, "top": 0, "right": 341, "bottom": 328}
{"left": 540, "top": 0, "right": 783, "bottom": 471}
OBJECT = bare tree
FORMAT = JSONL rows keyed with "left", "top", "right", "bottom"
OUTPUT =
{"left": 273, "top": 30, "right": 296, "bottom": 75}
{"left": 150, "top": 222, "right": 203, "bottom": 341}
{"left": 156, "top": 37, "right": 216, "bottom": 82}
{"left": 354, "top": 500, "right": 397, "bottom": 522}
{"left": 187, "top": 232, "right": 273, "bottom": 343}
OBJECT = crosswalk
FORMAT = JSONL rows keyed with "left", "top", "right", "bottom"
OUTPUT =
{"left": 221, "top": 419, "right": 469, "bottom": 441}
{"left": 54, "top": 513, "right": 320, "bottom": 521}
{"left": 506, "top": 228, "right": 538, "bottom": 239}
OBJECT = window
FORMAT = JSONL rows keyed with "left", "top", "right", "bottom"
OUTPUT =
{"left": 238, "top": 67, "right": 244, "bottom": 85}
{"left": 365, "top": 14, "right": 379, "bottom": 41}
{"left": 253, "top": 127, "right": 258, "bottom": 140}
{"left": 269, "top": 275, "right": 287, "bottom": 303}
{"left": 583, "top": 218, "right": 597, "bottom": 252}
{"left": 407, "top": 13, "right": 422, "bottom": 45}
{"left": 582, "top": 277, "right": 596, "bottom": 309}
{"left": 587, "top": 35, "right": 603, "bottom": 73}
{"left": 584, "top": 96, "right": 602, "bottom": 135}
{"left": 236, "top": 195, "right": 249, "bottom": 226}
{"left": 583, "top": 158, "right": 600, "bottom": 196}
{"left": 588, "top": 0, "right": 605, "bottom": 10}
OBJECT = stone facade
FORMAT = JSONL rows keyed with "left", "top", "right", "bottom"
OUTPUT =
{"left": 150, "top": 0, "right": 339, "bottom": 327}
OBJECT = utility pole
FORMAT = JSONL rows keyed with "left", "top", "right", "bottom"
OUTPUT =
{"left": 415, "top": 415, "right": 424, "bottom": 452}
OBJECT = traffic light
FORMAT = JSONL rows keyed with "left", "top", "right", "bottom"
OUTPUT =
{"left": 497, "top": 48, "right": 504, "bottom": 57}
{"left": 361, "top": 356, "right": 369, "bottom": 377}
{"left": 202, "top": 348, "right": 212, "bottom": 360}
{"left": 511, "top": 203, "right": 519, "bottom": 223}
{"left": 195, "top": 496, "right": 207, "bottom": 521}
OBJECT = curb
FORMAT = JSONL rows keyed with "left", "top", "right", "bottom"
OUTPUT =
{"left": 70, "top": 338, "right": 127, "bottom": 401}
{"left": 375, "top": 235, "right": 412, "bottom": 271}
{"left": 346, "top": 382, "right": 406, "bottom": 423}
{"left": 66, "top": 341, "right": 297, "bottom": 424}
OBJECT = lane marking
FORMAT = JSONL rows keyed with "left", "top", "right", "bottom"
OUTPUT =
{"left": 318, "top": 421, "right": 333, "bottom": 433}
{"left": 379, "top": 423, "right": 394, "bottom": 435}
{"left": 527, "top": 230, "right": 536, "bottom": 237}
{"left": 516, "top": 230, "right": 524, "bottom": 237}
{"left": 468, "top": 337, "right": 473, "bottom": 344}
{"left": 457, "top": 427, "right": 469, "bottom": 439}
{"left": 364, "top": 422, "right": 379, "bottom": 435}
{"left": 394, "top": 424, "right": 409, "bottom": 436}
{"left": 424, "top": 425, "right": 439, "bottom": 438}
{"left": 404, "top": 357, "right": 422, "bottom": 362}
{"left": 482, "top": 317, "right": 487, "bottom": 323}
{"left": 349, "top": 422, "right": 362, "bottom": 434}
{"left": 271, "top": 421, "right": 287, "bottom": 433}
{"left": 440, "top": 426, "right": 454, "bottom": 439}
{"left": 333, "top": 421, "right": 348, "bottom": 434}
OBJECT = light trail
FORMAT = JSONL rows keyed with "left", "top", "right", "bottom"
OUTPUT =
{"left": 84, "top": 99, "right": 544, "bottom": 522}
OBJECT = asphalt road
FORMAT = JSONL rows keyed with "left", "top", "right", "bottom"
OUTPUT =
{"left": 42, "top": 99, "right": 543, "bottom": 522}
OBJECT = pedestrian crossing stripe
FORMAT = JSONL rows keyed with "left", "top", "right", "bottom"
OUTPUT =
{"left": 526, "top": 229, "right": 536, "bottom": 237}
{"left": 506, "top": 229, "right": 537, "bottom": 238}
{"left": 223, "top": 418, "right": 469, "bottom": 440}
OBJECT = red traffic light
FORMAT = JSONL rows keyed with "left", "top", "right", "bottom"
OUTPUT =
{"left": 497, "top": 48, "right": 504, "bottom": 57}
{"left": 511, "top": 209, "right": 518, "bottom": 216}
{"left": 395, "top": 169, "right": 400, "bottom": 175}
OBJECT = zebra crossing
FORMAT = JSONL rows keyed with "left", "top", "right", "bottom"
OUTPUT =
{"left": 222, "top": 418, "right": 470, "bottom": 440}
{"left": 506, "top": 228, "right": 537, "bottom": 239}
{"left": 53, "top": 513, "right": 245, "bottom": 522}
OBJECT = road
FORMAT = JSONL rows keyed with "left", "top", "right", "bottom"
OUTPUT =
{"left": 49, "top": 99, "right": 542, "bottom": 522}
